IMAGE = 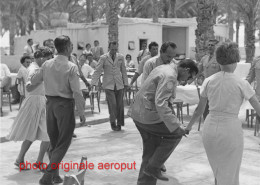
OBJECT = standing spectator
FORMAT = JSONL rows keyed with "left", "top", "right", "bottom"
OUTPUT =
{"left": 83, "top": 43, "right": 92, "bottom": 55}
{"left": 246, "top": 55, "right": 260, "bottom": 138}
{"left": 86, "top": 53, "right": 98, "bottom": 69}
{"left": 78, "top": 54, "right": 94, "bottom": 79}
{"left": 6, "top": 47, "right": 53, "bottom": 172}
{"left": 17, "top": 55, "right": 31, "bottom": 97}
{"left": 91, "top": 40, "right": 104, "bottom": 61}
{"left": 24, "top": 39, "right": 34, "bottom": 57}
{"left": 43, "top": 39, "right": 56, "bottom": 55}
{"left": 125, "top": 54, "right": 135, "bottom": 70}
{"left": 142, "top": 42, "right": 177, "bottom": 84}
{"left": 30, "top": 35, "right": 86, "bottom": 184}
{"left": 0, "top": 63, "right": 11, "bottom": 92}
{"left": 129, "top": 59, "right": 198, "bottom": 184}
{"left": 198, "top": 39, "right": 220, "bottom": 119}
{"left": 137, "top": 42, "right": 150, "bottom": 63}
{"left": 91, "top": 41, "right": 128, "bottom": 131}
{"left": 130, "top": 42, "right": 159, "bottom": 87}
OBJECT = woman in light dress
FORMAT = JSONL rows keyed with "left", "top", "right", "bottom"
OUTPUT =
{"left": 186, "top": 42, "right": 260, "bottom": 185}
{"left": 82, "top": 43, "right": 92, "bottom": 55}
{"left": 17, "top": 55, "right": 31, "bottom": 97}
{"left": 6, "top": 47, "right": 53, "bottom": 169}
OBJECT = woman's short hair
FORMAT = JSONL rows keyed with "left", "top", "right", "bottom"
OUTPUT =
{"left": 86, "top": 43, "right": 91, "bottom": 48}
{"left": 125, "top": 54, "right": 131, "bottom": 60}
{"left": 216, "top": 42, "right": 240, "bottom": 65}
{"left": 34, "top": 47, "right": 53, "bottom": 59}
{"left": 20, "top": 55, "right": 31, "bottom": 64}
{"left": 54, "top": 35, "right": 71, "bottom": 53}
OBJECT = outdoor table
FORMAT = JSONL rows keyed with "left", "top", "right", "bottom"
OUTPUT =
{"left": 176, "top": 85, "right": 200, "bottom": 105}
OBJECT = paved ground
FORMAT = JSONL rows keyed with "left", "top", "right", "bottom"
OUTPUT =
{"left": 0, "top": 92, "right": 259, "bottom": 185}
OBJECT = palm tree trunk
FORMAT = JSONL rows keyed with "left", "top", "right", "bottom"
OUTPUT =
{"left": 9, "top": 3, "right": 16, "bottom": 55}
{"left": 152, "top": 0, "right": 159, "bottom": 23}
{"left": 130, "top": 0, "right": 135, "bottom": 17}
{"left": 33, "top": 0, "right": 41, "bottom": 30}
{"left": 227, "top": 5, "right": 234, "bottom": 41}
{"left": 195, "top": 0, "right": 218, "bottom": 62}
{"left": 235, "top": 17, "right": 240, "bottom": 44}
{"left": 162, "top": 0, "right": 169, "bottom": 18}
{"left": 244, "top": 20, "right": 255, "bottom": 63}
{"left": 169, "top": 0, "right": 177, "bottom": 18}
{"left": 107, "top": 0, "right": 120, "bottom": 45}
{"left": 86, "top": 0, "right": 91, "bottom": 23}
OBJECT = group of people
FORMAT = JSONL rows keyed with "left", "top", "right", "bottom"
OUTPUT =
{"left": 2, "top": 33, "right": 260, "bottom": 185}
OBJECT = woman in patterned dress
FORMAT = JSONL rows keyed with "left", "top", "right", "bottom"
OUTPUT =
{"left": 6, "top": 47, "right": 53, "bottom": 169}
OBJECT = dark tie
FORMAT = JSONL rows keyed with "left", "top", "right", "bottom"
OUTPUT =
{"left": 112, "top": 55, "right": 115, "bottom": 61}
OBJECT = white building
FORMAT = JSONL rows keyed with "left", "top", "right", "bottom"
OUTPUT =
{"left": 14, "top": 17, "right": 228, "bottom": 60}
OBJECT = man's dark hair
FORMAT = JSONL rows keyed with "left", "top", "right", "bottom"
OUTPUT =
{"left": 27, "top": 39, "right": 33, "bottom": 43}
{"left": 86, "top": 43, "right": 91, "bottom": 48}
{"left": 148, "top": 42, "right": 159, "bottom": 50}
{"left": 20, "top": 55, "right": 31, "bottom": 64}
{"left": 94, "top": 40, "right": 99, "bottom": 43}
{"left": 43, "top": 39, "right": 54, "bottom": 46}
{"left": 54, "top": 35, "right": 71, "bottom": 53}
{"left": 160, "top": 42, "right": 177, "bottom": 53}
{"left": 178, "top": 59, "right": 199, "bottom": 75}
{"left": 108, "top": 41, "right": 117, "bottom": 48}
{"left": 34, "top": 47, "right": 53, "bottom": 59}
{"left": 125, "top": 54, "right": 131, "bottom": 60}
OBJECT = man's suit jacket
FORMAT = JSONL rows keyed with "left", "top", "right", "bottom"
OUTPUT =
{"left": 91, "top": 46, "right": 104, "bottom": 61}
{"left": 91, "top": 52, "right": 129, "bottom": 90}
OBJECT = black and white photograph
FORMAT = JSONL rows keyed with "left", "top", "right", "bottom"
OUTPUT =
{"left": 0, "top": 0, "right": 259, "bottom": 185}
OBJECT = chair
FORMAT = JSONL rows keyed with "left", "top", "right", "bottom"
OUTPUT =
{"left": 182, "top": 103, "right": 190, "bottom": 115}
{"left": 89, "top": 85, "right": 101, "bottom": 114}
{"left": 0, "top": 87, "right": 12, "bottom": 116}
{"left": 172, "top": 99, "right": 183, "bottom": 124}
{"left": 63, "top": 156, "right": 87, "bottom": 185}
{"left": 15, "top": 77, "right": 25, "bottom": 110}
{"left": 196, "top": 86, "right": 203, "bottom": 131}
{"left": 245, "top": 109, "right": 255, "bottom": 128}
{"left": 125, "top": 77, "right": 139, "bottom": 105}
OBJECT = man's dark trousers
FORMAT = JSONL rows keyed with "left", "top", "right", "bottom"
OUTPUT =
{"left": 45, "top": 96, "right": 76, "bottom": 175}
{"left": 134, "top": 120, "right": 182, "bottom": 185}
{"left": 105, "top": 86, "right": 124, "bottom": 126}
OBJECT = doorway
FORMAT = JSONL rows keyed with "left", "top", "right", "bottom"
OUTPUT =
{"left": 139, "top": 39, "right": 148, "bottom": 50}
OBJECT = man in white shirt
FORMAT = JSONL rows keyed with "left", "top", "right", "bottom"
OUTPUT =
{"left": 86, "top": 53, "right": 98, "bottom": 69}
{"left": 137, "top": 42, "right": 150, "bottom": 63}
{"left": 79, "top": 54, "right": 94, "bottom": 78}
{"left": 0, "top": 63, "right": 11, "bottom": 91}
{"left": 24, "top": 39, "right": 34, "bottom": 57}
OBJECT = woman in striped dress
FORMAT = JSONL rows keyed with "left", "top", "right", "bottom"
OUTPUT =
{"left": 6, "top": 47, "right": 53, "bottom": 169}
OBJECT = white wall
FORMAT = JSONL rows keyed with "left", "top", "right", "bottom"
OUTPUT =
{"left": 119, "top": 23, "right": 162, "bottom": 60}
{"left": 162, "top": 26, "right": 187, "bottom": 55}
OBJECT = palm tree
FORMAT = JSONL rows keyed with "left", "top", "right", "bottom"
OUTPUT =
{"left": 169, "top": 0, "right": 177, "bottom": 18}
{"left": 152, "top": 0, "right": 159, "bottom": 22}
{"left": 235, "top": 0, "right": 259, "bottom": 63}
{"left": 107, "top": 0, "right": 120, "bottom": 45}
{"left": 195, "top": 0, "right": 218, "bottom": 62}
